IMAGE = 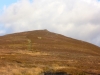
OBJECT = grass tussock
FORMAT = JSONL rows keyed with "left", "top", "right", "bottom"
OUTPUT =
{"left": 0, "top": 65, "right": 43, "bottom": 75}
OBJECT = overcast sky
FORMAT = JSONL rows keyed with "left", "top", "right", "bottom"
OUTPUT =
{"left": 0, "top": 0, "right": 100, "bottom": 46}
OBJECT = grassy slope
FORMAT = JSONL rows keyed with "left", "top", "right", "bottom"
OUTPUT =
{"left": 0, "top": 30, "right": 100, "bottom": 75}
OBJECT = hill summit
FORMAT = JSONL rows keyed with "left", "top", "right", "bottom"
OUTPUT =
{"left": 0, "top": 29, "right": 100, "bottom": 75}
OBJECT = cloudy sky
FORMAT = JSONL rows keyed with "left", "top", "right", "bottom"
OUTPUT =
{"left": 0, "top": 0, "right": 100, "bottom": 46}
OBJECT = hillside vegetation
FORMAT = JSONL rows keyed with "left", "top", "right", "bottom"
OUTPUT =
{"left": 0, "top": 30, "right": 100, "bottom": 75}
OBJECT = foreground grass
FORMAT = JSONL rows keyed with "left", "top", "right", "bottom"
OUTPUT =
{"left": 0, "top": 50, "right": 100, "bottom": 75}
{"left": 0, "top": 65, "right": 43, "bottom": 75}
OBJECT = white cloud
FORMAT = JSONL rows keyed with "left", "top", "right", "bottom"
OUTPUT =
{"left": 0, "top": 30, "right": 6, "bottom": 35}
{"left": 0, "top": 0, "right": 100, "bottom": 46}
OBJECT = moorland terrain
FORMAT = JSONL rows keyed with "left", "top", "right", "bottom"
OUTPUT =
{"left": 0, "top": 30, "right": 100, "bottom": 75}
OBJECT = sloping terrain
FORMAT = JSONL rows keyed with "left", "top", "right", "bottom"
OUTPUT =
{"left": 0, "top": 29, "right": 100, "bottom": 75}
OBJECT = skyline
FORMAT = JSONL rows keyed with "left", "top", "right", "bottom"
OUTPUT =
{"left": 0, "top": 0, "right": 100, "bottom": 47}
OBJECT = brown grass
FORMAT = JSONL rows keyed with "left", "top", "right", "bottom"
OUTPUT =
{"left": 0, "top": 65, "right": 43, "bottom": 75}
{"left": 0, "top": 30, "right": 100, "bottom": 75}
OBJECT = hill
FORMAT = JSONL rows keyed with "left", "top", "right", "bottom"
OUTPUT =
{"left": 0, "top": 29, "right": 100, "bottom": 75}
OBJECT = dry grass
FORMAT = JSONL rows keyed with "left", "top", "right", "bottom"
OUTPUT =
{"left": 0, "top": 65, "right": 43, "bottom": 75}
{"left": 0, "top": 30, "right": 100, "bottom": 75}
{"left": 17, "top": 50, "right": 49, "bottom": 56}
